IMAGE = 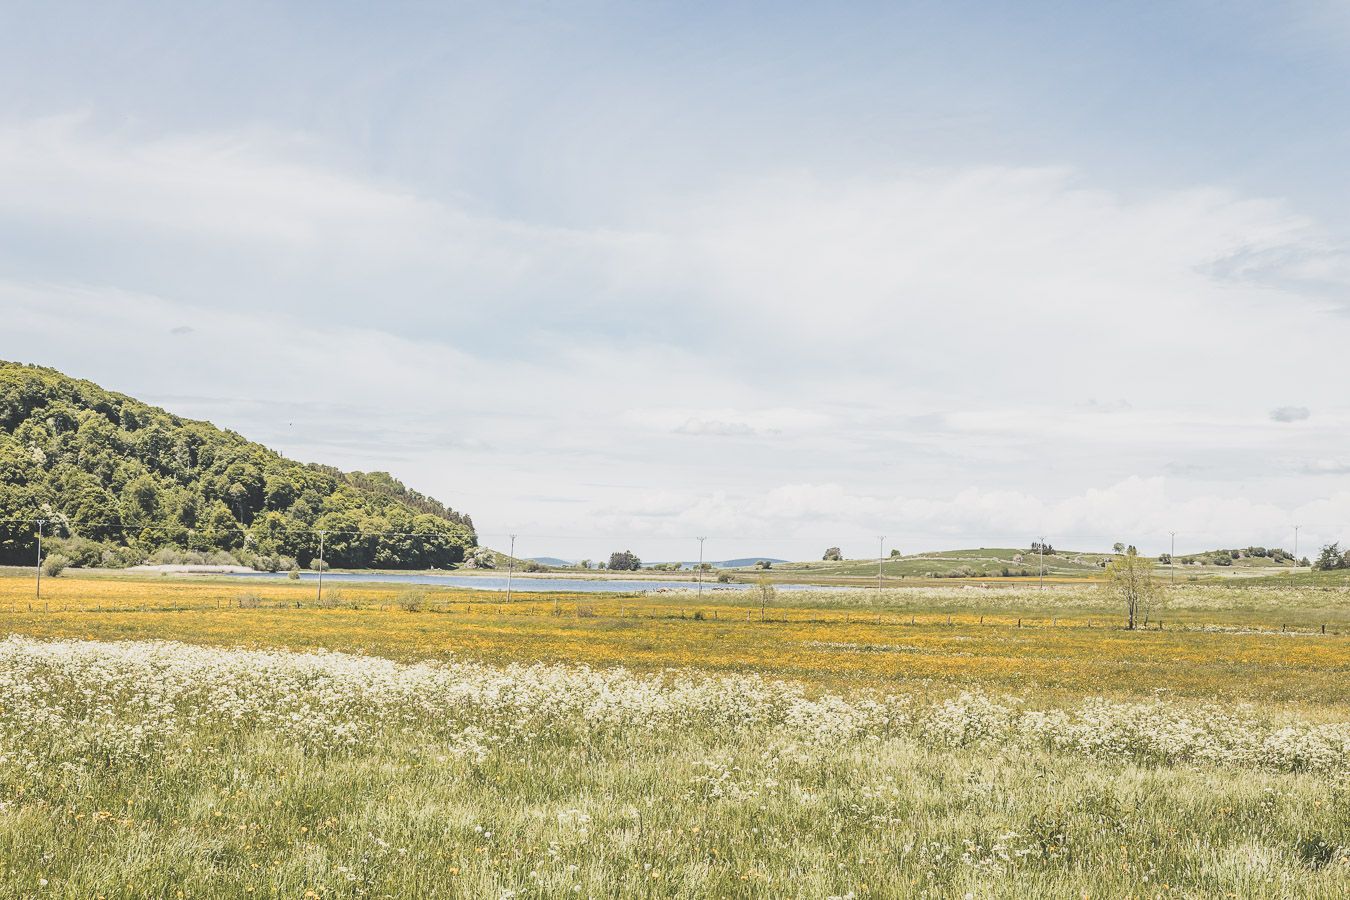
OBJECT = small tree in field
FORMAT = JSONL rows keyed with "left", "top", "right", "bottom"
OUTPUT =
{"left": 823, "top": 547, "right": 842, "bottom": 561}
{"left": 1104, "top": 548, "right": 1161, "bottom": 630}
{"left": 755, "top": 574, "right": 775, "bottom": 622}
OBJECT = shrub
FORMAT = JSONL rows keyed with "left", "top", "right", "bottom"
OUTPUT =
{"left": 716, "top": 571, "right": 733, "bottom": 583}
{"left": 396, "top": 589, "right": 428, "bottom": 612}
{"left": 309, "top": 558, "right": 330, "bottom": 572}
{"left": 40, "top": 554, "right": 70, "bottom": 577}
{"left": 254, "top": 554, "right": 282, "bottom": 573}
{"left": 465, "top": 547, "right": 495, "bottom": 569}
{"left": 287, "top": 567, "right": 301, "bottom": 580}
{"left": 45, "top": 536, "right": 106, "bottom": 568}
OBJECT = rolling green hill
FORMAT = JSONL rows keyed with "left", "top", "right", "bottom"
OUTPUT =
{"left": 745, "top": 547, "right": 1113, "bottom": 580}
{"left": 1173, "top": 547, "right": 1300, "bottom": 570}
{"left": 0, "top": 361, "right": 476, "bottom": 569}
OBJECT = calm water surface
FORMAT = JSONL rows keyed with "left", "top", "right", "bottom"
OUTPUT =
{"left": 233, "top": 571, "right": 833, "bottom": 593}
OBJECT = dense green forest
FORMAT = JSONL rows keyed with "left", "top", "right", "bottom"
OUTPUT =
{"left": 0, "top": 361, "right": 476, "bottom": 569}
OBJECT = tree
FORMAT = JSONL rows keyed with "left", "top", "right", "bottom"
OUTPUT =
{"left": 608, "top": 550, "right": 641, "bottom": 571}
{"left": 1104, "top": 551, "right": 1161, "bottom": 630}
{"left": 890, "top": 548, "right": 901, "bottom": 557}
{"left": 1112, "top": 542, "right": 1126, "bottom": 555}
{"left": 1314, "top": 543, "right": 1344, "bottom": 571}
{"left": 755, "top": 574, "right": 775, "bottom": 622}
{"left": 822, "top": 547, "right": 842, "bottom": 561}
{"left": 755, "top": 559, "right": 772, "bottom": 569}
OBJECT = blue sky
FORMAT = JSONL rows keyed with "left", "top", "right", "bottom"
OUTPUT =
{"left": 4, "top": 1, "right": 1350, "bottom": 560}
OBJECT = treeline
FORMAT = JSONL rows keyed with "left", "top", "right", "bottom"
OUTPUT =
{"left": 0, "top": 362, "right": 476, "bottom": 569}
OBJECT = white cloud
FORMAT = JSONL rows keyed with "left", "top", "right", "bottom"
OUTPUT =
{"left": 626, "top": 407, "right": 830, "bottom": 437}
{"left": 1270, "top": 406, "right": 1311, "bottom": 422}
{"left": 4, "top": 118, "right": 1350, "bottom": 558}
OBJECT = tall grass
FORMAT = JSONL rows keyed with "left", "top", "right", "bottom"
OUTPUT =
{"left": 0, "top": 637, "right": 1346, "bottom": 897}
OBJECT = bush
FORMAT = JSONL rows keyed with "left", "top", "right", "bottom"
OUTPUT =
{"left": 99, "top": 546, "right": 141, "bottom": 568}
{"left": 254, "top": 553, "right": 282, "bottom": 573}
{"left": 716, "top": 571, "right": 733, "bottom": 583}
{"left": 465, "top": 547, "right": 495, "bottom": 569}
{"left": 309, "top": 558, "right": 330, "bottom": 572}
{"left": 40, "top": 553, "right": 70, "bottom": 577}
{"left": 287, "top": 567, "right": 301, "bottom": 580}
{"left": 396, "top": 589, "right": 428, "bottom": 612}
{"left": 44, "top": 536, "right": 106, "bottom": 568}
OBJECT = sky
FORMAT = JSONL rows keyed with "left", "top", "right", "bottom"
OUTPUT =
{"left": 4, "top": 0, "right": 1350, "bottom": 562}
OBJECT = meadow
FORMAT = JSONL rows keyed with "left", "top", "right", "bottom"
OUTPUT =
{"left": 0, "top": 569, "right": 1347, "bottom": 897}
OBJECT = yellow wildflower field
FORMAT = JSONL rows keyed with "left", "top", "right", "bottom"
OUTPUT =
{"left": 2, "top": 569, "right": 1347, "bottom": 712}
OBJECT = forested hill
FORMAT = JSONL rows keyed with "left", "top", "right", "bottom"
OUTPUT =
{"left": 0, "top": 361, "right": 476, "bottom": 569}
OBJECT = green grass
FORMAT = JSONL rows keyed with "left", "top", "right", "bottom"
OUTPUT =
{"left": 1, "top": 571, "right": 1347, "bottom": 897}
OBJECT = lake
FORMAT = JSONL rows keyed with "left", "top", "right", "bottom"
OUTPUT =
{"left": 232, "top": 571, "right": 830, "bottom": 593}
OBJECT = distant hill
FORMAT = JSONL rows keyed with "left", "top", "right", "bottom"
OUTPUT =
{"left": 1174, "top": 547, "right": 1298, "bottom": 568}
{"left": 710, "top": 557, "right": 789, "bottom": 569}
{"left": 642, "top": 557, "right": 788, "bottom": 570}
{"left": 0, "top": 361, "right": 476, "bottom": 569}
{"left": 527, "top": 557, "right": 574, "bottom": 567}
{"left": 772, "top": 548, "right": 1112, "bottom": 579}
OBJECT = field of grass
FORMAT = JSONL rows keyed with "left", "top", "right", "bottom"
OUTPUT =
{"left": 1, "top": 569, "right": 1347, "bottom": 897}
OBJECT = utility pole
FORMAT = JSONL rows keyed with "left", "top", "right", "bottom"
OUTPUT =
{"left": 35, "top": 518, "right": 45, "bottom": 601}
{"left": 696, "top": 536, "right": 706, "bottom": 599}
{"left": 877, "top": 536, "right": 886, "bottom": 598}
{"left": 1038, "top": 536, "right": 1045, "bottom": 591}
{"left": 506, "top": 534, "right": 517, "bottom": 604}
{"left": 1294, "top": 524, "right": 1301, "bottom": 573}
{"left": 1170, "top": 531, "right": 1176, "bottom": 585}
{"left": 315, "top": 530, "right": 326, "bottom": 604}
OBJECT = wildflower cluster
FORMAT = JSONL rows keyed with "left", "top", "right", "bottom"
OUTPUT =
{"left": 0, "top": 637, "right": 1346, "bottom": 778}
